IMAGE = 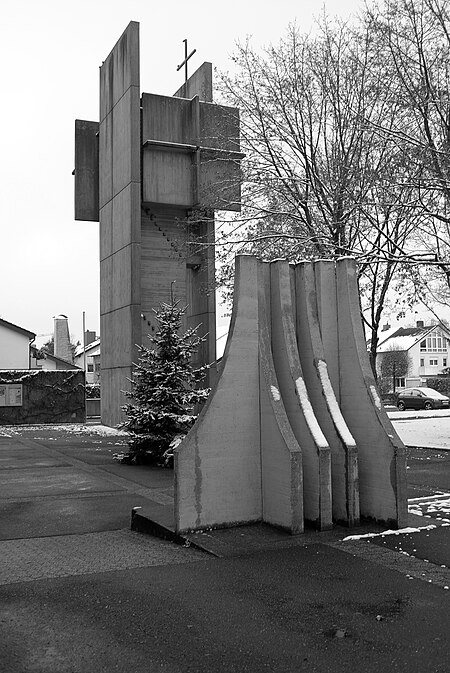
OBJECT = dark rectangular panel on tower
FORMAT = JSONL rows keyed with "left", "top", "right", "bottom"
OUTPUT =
{"left": 74, "top": 120, "right": 99, "bottom": 222}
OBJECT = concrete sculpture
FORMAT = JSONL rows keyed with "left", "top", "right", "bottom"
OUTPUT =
{"left": 174, "top": 255, "right": 408, "bottom": 534}
{"left": 74, "top": 22, "right": 242, "bottom": 426}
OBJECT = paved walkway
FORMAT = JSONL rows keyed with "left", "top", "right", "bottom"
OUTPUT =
{"left": 0, "top": 529, "right": 205, "bottom": 586}
{"left": 1, "top": 424, "right": 450, "bottom": 586}
{"left": 0, "top": 424, "right": 204, "bottom": 587}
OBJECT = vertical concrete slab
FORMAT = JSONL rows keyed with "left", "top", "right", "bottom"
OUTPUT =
{"left": 313, "top": 261, "right": 341, "bottom": 401}
{"left": 99, "top": 22, "right": 141, "bottom": 427}
{"left": 142, "top": 94, "right": 196, "bottom": 144}
{"left": 199, "top": 103, "right": 241, "bottom": 211}
{"left": 140, "top": 211, "right": 187, "bottom": 340}
{"left": 74, "top": 120, "right": 99, "bottom": 222}
{"left": 173, "top": 62, "right": 213, "bottom": 102}
{"left": 335, "top": 258, "right": 408, "bottom": 526}
{"left": 186, "top": 214, "right": 217, "bottom": 374}
{"left": 140, "top": 91, "right": 218, "bottom": 385}
{"left": 100, "top": 22, "right": 140, "bottom": 122}
{"left": 295, "top": 262, "right": 359, "bottom": 526}
{"left": 258, "top": 262, "right": 303, "bottom": 533}
{"left": 176, "top": 70, "right": 221, "bottom": 375}
{"left": 269, "top": 261, "right": 332, "bottom": 530}
{"left": 174, "top": 255, "right": 261, "bottom": 533}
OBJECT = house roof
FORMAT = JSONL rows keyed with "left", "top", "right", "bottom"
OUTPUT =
{"left": 47, "top": 353, "right": 79, "bottom": 368}
{"left": 0, "top": 317, "right": 36, "bottom": 340}
{"left": 46, "top": 353, "right": 80, "bottom": 369}
{"left": 74, "top": 338, "right": 100, "bottom": 358}
{"left": 377, "top": 324, "right": 450, "bottom": 353}
{"left": 31, "top": 346, "right": 80, "bottom": 369}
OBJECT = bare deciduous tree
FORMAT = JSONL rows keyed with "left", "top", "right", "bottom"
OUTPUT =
{"left": 214, "top": 14, "right": 432, "bottom": 374}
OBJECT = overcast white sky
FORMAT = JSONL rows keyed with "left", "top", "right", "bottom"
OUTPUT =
{"left": 0, "top": 0, "right": 362, "bottom": 346}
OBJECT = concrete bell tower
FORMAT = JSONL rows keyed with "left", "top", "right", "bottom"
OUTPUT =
{"left": 74, "top": 22, "right": 242, "bottom": 426}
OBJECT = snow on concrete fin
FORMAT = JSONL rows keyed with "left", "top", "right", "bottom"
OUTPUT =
{"left": 295, "top": 376, "right": 329, "bottom": 449}
{"left": 369, "top": 385, "right": 382, "bottom": 410}
{"left": 270, "top": 385, "right": 281, "bottom": 401}
{"left": 316, "top": 360, "right": 356, "bottom": 447}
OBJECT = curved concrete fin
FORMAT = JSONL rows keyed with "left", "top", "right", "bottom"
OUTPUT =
{"left": 174, "top": 255, "right": 262, "bottom": 533}
{"left": 334, "top": 258, "right": 408, "bottom": 527}
{"left": 257, "top": 261, "right": 304, "bottom": 533}
{"left": 313, "top": 261, "right": 340, "bottom": 399}
{"left": 294, "top": 262, "right": 360, "bottom": 526}
{"left": 269, "top": 260, "right": 332, "bottom": 531}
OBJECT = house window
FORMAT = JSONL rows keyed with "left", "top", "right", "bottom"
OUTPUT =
{"left": 429, "top": 359, "right": 438, "bottom": 366}
{"left": 395, "top": 377, "right": 405, "bottom": 388}
{"left": 444, "top": 358, "right": 447, "bottom": 367}
{"left": 87, "top": 364, "right": 94, "bottom": 372}
{"left": 421, "top": 331, "right": 448, "bottom": 352}
{"left": 95, "top": 363, "right": 101, "bottom": 371}
{"left": 420, "top": 358, "right": 425, "bottom": 367}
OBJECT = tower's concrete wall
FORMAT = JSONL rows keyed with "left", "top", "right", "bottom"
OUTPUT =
{"left": 75, "top": 22, "right": 241, "bottom": 426}
{"left": 99, "top": 22, "right": 141, "bottom": 427}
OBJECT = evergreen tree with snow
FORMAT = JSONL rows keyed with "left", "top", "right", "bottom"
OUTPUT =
{"left": 118, "top": 297, "right": 210, "bottom": 465}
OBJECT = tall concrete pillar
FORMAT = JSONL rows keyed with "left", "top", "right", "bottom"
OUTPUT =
{"left": 75, "top": 23, "right": 242, "bottom": 426}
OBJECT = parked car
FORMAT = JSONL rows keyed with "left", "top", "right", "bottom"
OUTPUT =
{"left": 396, "top": 387, "right": 450, "bottom": 411}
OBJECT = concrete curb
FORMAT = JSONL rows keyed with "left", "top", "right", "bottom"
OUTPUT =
{"left": 131, "top": 506, "right": 448, "bottom": 560}
{"left": 405, "top": 444, "right": 450, "bottom": 452}
{"left": 388, "top": 411, "right": 450, "bottom": 420}
{"left": 131, "top": 507, "right": 219, "bottom": 556}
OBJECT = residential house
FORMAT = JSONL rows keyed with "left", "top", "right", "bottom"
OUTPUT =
{"left": 30, "top": 315, "right": 80, "bottom": 371}
{"left": 73, "top": 334, "right": 100, "bottom": 384}
{"left": 30, "top": 348, "right": 79, "bottom": 371}
{"left": 0, "top": 318, "right": 36, "bottom": 369}
{"left": 377, "top": 321, "right": 450, "bottom": 389}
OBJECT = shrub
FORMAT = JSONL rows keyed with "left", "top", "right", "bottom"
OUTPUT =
{"left": 85, "top": 382, "right": 101, "bottom": 399}
{"left": 426, "top": 377, "right": 450, "bottom": 395}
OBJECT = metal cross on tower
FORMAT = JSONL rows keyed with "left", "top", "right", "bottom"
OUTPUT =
{"left": 177, "top": 39, "right": 196, "bottom": 83}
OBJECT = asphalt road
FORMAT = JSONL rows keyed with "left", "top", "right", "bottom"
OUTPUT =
{"left": 1, "top": 544, "right": 449, "bottom": 673}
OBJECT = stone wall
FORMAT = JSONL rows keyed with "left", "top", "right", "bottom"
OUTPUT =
{"left": 0, "top": 370, "right": 85, "bottom": 425}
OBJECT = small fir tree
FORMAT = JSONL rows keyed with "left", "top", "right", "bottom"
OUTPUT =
{"left": 117, "top": 299, "right": 210, "bottom": 465}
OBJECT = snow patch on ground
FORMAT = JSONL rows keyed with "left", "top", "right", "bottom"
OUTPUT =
{"left": 343, "top": 494, "right": 450, "bottom": 541}
{"left": 408, "top": 493, "right": 450, "bottom": 521}
{"left": 0, "top": 424, "right": 128, "bottom": 437}
{"left": 342, "top": 525, "right": 437, "bottom": 541}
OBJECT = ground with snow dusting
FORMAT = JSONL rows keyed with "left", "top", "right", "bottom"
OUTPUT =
{"left": 0, "top": 423, "right": 128, "bottom": 438}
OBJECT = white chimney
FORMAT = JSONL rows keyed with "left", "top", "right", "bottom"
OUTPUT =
{"left": 54, "top": 315, "right": 72, "bottom": 363}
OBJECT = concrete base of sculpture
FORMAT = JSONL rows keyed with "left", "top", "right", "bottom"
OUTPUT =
{"left": 174, "top": 255, "right": 408, "bottom": 534}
